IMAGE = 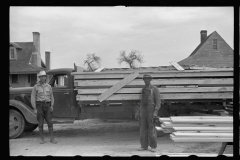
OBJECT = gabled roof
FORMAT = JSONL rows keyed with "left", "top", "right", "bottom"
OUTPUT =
{"left": 188, "top": 32, "right": 214, "bottom": 57}
{"left": 178, "top": 31, "right": 233, "bottom": 68}
{"left": 10, "top": 42, "right": 47, "bottom": 74}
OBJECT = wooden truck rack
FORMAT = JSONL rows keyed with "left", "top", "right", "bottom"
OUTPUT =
{"left": 71, "top": 67, "right": 233, "bottom": 118}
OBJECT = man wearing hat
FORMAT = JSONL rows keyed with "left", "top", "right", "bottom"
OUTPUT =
{"left": 135, "top": 74, "right": 161, "bottom": 152}
{"left": 31, "top": 70, "right": 57, "bottom": 144}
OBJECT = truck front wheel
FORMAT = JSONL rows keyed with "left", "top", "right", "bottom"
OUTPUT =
{"left": 9, "top": 109, "right": 26, "bottom": 139}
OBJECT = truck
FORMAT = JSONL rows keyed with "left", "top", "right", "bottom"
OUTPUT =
{"left": 9, "top": 66, "right": 233, "bottom": 139}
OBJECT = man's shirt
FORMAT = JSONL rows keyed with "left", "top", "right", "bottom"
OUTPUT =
{"left": 31, "top": 82, "right": 54, "bottom": 109}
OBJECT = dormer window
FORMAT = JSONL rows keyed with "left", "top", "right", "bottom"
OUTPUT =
{"left": 213, "top": 39, "right": 218, "bottom": 50}
{"left": 9, "top": 47, "right": 17, "bottom": 60}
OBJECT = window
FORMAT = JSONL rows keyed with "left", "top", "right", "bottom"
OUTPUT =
{"left": 52, "top": 74, "right": 68, "bottom": 87}
{"left": 12, "top": 74, "right": 18, "bottom": 83}
{"left": 213, "top": 39, "right": 218, "bottom": 50}
{"left": 9, "top": 47, "right": 17, "bottom": 60}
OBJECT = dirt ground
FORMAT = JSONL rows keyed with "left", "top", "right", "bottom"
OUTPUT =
{"left": 9, "top": 119, "right": 233, "bottom": 157}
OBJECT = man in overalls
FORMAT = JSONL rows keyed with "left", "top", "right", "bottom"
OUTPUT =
{"left": 135, "top": 74, "right": 161, "bottom": 152}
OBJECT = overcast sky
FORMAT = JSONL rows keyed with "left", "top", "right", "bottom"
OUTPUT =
{"left": 10, "top": 6, "right": 233, "bottom": 69}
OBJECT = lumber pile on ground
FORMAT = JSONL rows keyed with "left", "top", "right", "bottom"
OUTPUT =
{"left": 71, "top": 67, "right": 233, "bottom": 104}
{"left": 159, "top": 116, "right": 233, "bottom": 142}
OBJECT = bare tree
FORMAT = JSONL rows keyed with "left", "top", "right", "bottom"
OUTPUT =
{"left": 84, "top": 53, "right": 101, "bottom": 71}
{"left": 117, "top": 50, "right": 145, "bottom": 68}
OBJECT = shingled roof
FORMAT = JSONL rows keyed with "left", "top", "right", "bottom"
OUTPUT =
{"left": 10, "top": 42, "right": 47, "bottom": 74}
{"left": 178, "top": 31, "right": 233, "bottom": 68}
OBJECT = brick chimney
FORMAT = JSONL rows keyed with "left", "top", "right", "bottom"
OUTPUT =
{"left": 45, "top": 51, "right": 51, "bottom": 70}
{"left": 200, "top": 30, "right": 207, "bottom": 43}
{"left": 32, "top": 32, "right": 41, "bottom": 67}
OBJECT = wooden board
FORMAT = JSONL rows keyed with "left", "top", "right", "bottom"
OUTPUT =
{"left": 98, "top": 71, "right": 139, "bottom": 102}
{"left": 172, "top": 127, "right": 233, "bottom": 131}
{"left": 77, "top": 87, "right": 233, "bottom": 94}
{"left": 74, "top": 78, "right": 233, "bottom": 87}
{"left": 173, "top": 131, "right": 233, "bottom": 133}
{"left": 71, "top": 68, "right": 233, "bottom": 75}
{"left": 169, "top": 61, "right": 185, "bottom": 71}
{"left": 161, "top": 123, "right": 233, "bottom": 128}
{"left": 170, "top": 119, "right": 233, "bottom": 124}
{"left": 159, "top": 153, "right": 233, "bottom": 157}
{"left": 170, "top": 137, "right": 233, "bottom": 142}
{"left": 170, "top": 116, "right": 232, "bottom": 119}
{"left": 159, "top": 118, "right": 171, "bottom": 122}
{"left": 172, "top": 132, "right": 233, "bottom": 137}
{"left": 73, "top": 71, "right": 233, "bottom": 79}
{"left": 76, "top": 93, "right": 233, "bottom": 101}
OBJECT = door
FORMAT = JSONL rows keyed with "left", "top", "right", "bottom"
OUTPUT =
{"left": 50, "top": 74, "right": 72, "bottom": 118}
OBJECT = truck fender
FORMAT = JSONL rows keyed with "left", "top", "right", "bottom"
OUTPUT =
{"left": 9, "top": 99, "right": 38, "bottom": 124}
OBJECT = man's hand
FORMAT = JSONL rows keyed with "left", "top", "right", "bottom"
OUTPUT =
{"left": 33, "top": 108, "right": 37, "bottom": 114}
{"left": 50, "top": 106, "right": 54, "bottom": 112}
{"left": 153, "top": 109, "right": 158, "bottom": 118}
{"left": 135, "top": 114, "right": 140, "bottom": 120}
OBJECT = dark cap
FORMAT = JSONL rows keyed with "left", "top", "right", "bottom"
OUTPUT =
{"left": 143, "top": 74, "right": 152, "bottom": 79}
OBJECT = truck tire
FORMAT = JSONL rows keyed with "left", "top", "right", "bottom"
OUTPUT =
{"left": 9, "top": 109, "right": 26, "bottom": 139}
{"left": 24, "top": 122, "right": 38, "bottom": 132}
{"left": 157, "top": 108, "right": 170, "bottom": 137}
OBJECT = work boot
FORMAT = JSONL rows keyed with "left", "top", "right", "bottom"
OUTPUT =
{"left": 149, "top": 148, "right": 157, "bottom": 152}
{"left": 39, "top": 126, "right": 44, "bottom": 144}
{"left": 48, "top": 126, "right": 57, "bottom": 144}
{"left": 138, "top": 147, "right": 148, "bottom": 151}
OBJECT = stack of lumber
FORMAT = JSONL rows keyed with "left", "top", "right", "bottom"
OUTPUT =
{"left": 160, "top": 116, "right": 233, "bottom": 142}
{"left": 224, "top": 104, "right": 233, "bottom": 115}
{"left": 71, "top": 68, "right": 233, "bottom": 103}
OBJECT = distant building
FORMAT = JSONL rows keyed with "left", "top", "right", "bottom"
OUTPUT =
{"left": 178, "top": 30, "right": 233, "bottom": 68}
{"left": 9, "top": 32, "right": 51, "bottom": 88}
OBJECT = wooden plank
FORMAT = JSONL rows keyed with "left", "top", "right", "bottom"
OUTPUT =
{"left": 97, "top": 71, "right": 139, "bottom": 102}
{"left": 77, "top": 87, "right": 233, "bottom": 94}
{"left": 71, "top": 68, "right": 233, "bottom": 75}
{"left": 159, "top": 153, "right": 233, "bottom": 157}
{"left": 169, "top": 61, "right": 185, "bottom": 71}
{"left": 170, "top": 116, "right": 232, "bottom": 119}
{"left": 74, "top": 78, "right": 233, "bottom": 87}
{"left": 174, "top": 130, "right": 233, "bottom": 133}
{"left": 161, "top": 122, "right": 233, "bottom": 128}
{"left": 170, "top": 137, "right": 233, "bottom": 142}
{"left": 73, "top": 71, "right": 233, "bottom": 79}
{"left": 170, "top": 119, "right": 232, "bottom": 124}
{"left": 155, "top": 126, "right": 174, "bottom": 133}
{"left": 172, "top": 132, "right": 233, "bottom": 137}
{"left": 171, "top": 120, "right": 232, "bottom": 124}
{"left": 94, "top": 67, "right": 105, "bottom": 72}
{"left": 159, "top": 118, "right": 171, "bottom": 122}
{"left": 76, "top": 93, "right": 233, "bottom": 101}
{"left": 172, "top": 127, "right": 233, "bottom": 131}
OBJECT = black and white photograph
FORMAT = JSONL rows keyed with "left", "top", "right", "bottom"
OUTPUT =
{"left": 9, "top": 6, "right": 234, "bottom": 157}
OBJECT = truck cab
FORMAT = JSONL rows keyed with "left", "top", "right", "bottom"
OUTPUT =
{"left": 9, "top": 68, "right": 79, "bottom": 139}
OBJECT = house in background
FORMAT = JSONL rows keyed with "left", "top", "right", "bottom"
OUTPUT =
{"left": 10, "top": 32, "right": 51, "bottom": 88}
{"left": 178, "top": 30, "right": 233, "bottom": 68}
